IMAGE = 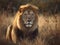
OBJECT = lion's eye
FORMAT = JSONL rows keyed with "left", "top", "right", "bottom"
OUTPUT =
{"left": 31, "top": 13, "right": 34, "bottom": 15}
{"left": 24, "top": 13, "right": 27, "bottom": 15}
{"left": 22, "top": 15, "right": 26, "bottom": 18}
{"left": 31, "top": 13, "right": 35, "bottom": 17}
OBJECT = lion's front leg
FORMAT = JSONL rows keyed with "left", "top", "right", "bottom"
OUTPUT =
{"left": 11, "top": 29, "right": 17, "bottom": 43}
{"left": 6, "top": 25, "right": 12, "bottom": 41}
{"left": 6, "top": 25, "right": 18, "bottom": 43}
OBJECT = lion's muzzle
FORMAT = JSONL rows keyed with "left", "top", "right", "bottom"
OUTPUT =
{"left": 25, "top": 21, "right": 33, "bottom": 27}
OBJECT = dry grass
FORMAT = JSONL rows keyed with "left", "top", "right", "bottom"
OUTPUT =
{"left": 0, "top": 13, "right": 14, "bottom": 39}
{"left": 0, "top": 12, "right": 60, "bottom": 45}
{"left": 38, "top": 13, "right": 60, "bottom": 45}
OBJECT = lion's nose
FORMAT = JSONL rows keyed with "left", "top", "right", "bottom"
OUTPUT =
{"left": 28, "top": 20, "right": 31, "bottom": 22}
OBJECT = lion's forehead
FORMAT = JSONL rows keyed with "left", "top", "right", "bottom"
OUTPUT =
{"left": 23, "top": 10, "right": 35, "bottom": 14}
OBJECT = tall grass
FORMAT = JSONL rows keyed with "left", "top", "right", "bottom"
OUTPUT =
{"left": 0, "top": 11, "right": 60, "bottom": 45}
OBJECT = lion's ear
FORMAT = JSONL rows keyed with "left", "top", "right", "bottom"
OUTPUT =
{"left": 19, "top": 8, "right": 23, "bottom": 13}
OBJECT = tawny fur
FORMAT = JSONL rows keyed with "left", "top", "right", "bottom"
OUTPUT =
{"left": 6, "top": 4, "right": 39, "bottom": 44}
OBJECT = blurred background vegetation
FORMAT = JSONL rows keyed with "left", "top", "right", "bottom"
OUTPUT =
{"left": 0, "top": 0, "right": 60, "bottom": 14}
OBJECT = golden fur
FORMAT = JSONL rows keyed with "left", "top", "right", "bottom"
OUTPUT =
{"left": 6, "top": 4, "right": 39, "bottom": 44}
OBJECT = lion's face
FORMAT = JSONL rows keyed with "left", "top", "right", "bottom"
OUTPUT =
{"left": 22, "top": 9, "right": 35, "bottom": 28}
{"left": 15, "top": 4, "right": 39, "bottom": 31}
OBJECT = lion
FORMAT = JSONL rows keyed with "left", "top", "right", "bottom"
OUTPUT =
{"left": 6, "top": 4, "right": 39, "bottom": 44}
{"left": 6, "top": 4, "right": 60, "bottom": 45}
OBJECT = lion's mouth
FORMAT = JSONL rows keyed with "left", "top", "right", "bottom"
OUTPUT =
{"left": 25, "top": 24, "right": 32, "bottom": 27}
{"left": 25, "top": 22, "right": 33, "bottom": 27}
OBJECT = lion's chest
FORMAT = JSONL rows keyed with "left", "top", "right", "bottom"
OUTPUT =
{"left": 16, "top": 28, "right": 38, "bottom": 41}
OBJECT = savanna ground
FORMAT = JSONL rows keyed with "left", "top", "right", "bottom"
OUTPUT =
{"left": 0, "top": 1, "right": 60, "bottom": 45}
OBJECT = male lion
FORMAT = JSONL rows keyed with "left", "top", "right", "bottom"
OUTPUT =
{"left": 6, "top": 4, "right": 39, "bottom": 44}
